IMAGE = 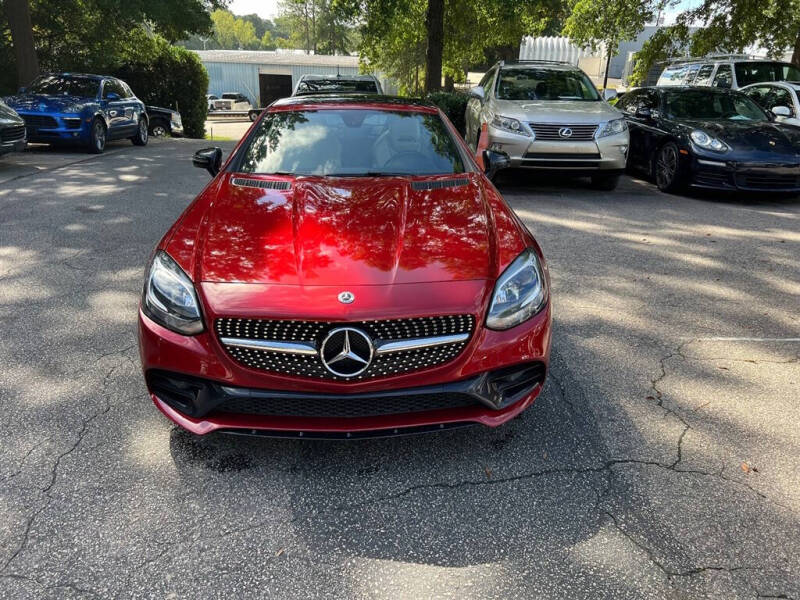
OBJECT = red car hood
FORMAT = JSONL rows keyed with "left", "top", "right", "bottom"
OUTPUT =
{"left": 183, "top": 173, "right": 499, "bottom": 285}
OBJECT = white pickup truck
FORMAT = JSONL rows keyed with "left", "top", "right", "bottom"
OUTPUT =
{"left": 208, "top": 92, "right": 252, "bottom": 112}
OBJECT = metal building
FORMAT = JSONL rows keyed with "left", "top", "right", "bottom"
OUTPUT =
{"left": 194, "top": 50, "right": 396, "bottom": 107}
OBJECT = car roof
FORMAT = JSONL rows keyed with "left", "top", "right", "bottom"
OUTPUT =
{"left": 270, "top": 94, "right": 438, "bottom": 113}
{"left": 499, "top": 62, "right": 579, "bottom": 72}
{"left": 299, "top": 74, "right": 378, "bottom": 81}
{"left": 47, "top": 72, "right": 107, "bottom": 80}
{"left": 641, "top": 85, "right": 741, "bottom": 95}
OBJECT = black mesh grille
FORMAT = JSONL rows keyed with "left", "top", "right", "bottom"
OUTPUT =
{"left": 231, "top": 177, "right": 291, "bottom": 190}
{"left": 411, "top": 178, "right": 470, "bottom": 191}
{"left": 21, "top": 114, "right": 58, "bottom": 129}
{"left": 217, "top": 392, "right": 479, "bottom": 418}
{"left": 736, "top": 172, "right": 800, "bottom": 190}
{"left": 215, "top": 315, "right": 475, "bottom": 381}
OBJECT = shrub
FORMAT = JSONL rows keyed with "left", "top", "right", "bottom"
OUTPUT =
{"left": 426, "top": 91, "right": 469, "bottom": 136}
{"left": 114, "top": 35, "right": 209, "bottom": 138}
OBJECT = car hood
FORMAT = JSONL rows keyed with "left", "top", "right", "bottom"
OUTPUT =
{"left": 492, "top": 99, "right": 620, "bottom": 124}
{"left": 679, "top": 120, "right": 800, "bottom": 158}
{"left": 4, "top": 94, "right": 92, "bottom": 113}
{"left": 177, "top": 173, "right": 505, "bottom": 286}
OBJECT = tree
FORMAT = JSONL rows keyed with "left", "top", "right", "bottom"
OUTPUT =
{"left": 5, "top": 0, "right": 38, "bottom": 86}
{"left": 424, "top": 0, "right": 444, "bottom": 91}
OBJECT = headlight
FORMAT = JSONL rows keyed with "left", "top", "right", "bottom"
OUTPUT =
{"left": 486, "top": 248, "right": 548, "bottom": 330}
{"left": 490, "top": 114, "right": 531, "bottom": 137}
{"left": 690, "top": 130, "right": 729, "bottom": 153}
{"left": 597, "top": 118, "right": 628, "bottom": 138}
{"left": 142, "top": 251, "right": 204, "bottom": 335}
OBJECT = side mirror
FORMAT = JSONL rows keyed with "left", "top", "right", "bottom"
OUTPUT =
{"left": 469, "top": 86, "right": 485, "bottom": 102}
{"left": 635, "top": 106, "right": 652, "bottom": 119}
{"left": 772, "top": 105, "right": 792, "bottom": 118}
{"left": 603, "top": 88, "right": 618, "bottom": 101}
{"left": 483, "top": 149, "right": 511, "bottom": 180}
{"left": 193, "top": 147, "right": 222, "bottom": 177}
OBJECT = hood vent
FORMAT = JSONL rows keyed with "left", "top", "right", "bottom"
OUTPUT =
{"left": 411, "top": 177, "right": 470, "bottom": 191}
{"left": 231, "top": 177, "right": 291, "bottom": 191}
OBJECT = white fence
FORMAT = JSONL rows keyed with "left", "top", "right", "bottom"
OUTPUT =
{"left": 519, "top": 36, "right": 599, "bottom": 65}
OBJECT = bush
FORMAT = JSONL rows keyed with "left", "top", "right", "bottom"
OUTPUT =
{"left": 114, "top": 35, "right": 209, "bottom": 138}
{"left": 426, "top": 91, "right": 469, "bottom": 136}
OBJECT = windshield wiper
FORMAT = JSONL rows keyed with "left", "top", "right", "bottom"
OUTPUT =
{"left": 322, "top": 172, "right": 410, "bottom": 177}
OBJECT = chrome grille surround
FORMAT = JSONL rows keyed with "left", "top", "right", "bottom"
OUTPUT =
{"left": 215, "top": 315, "right": 476, "bottom": 381}
{"left": 528, "top": 123, "right": 598, "bottom": 141}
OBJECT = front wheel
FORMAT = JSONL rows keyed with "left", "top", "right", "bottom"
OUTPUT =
{"left": 131, "top": 117, "right": 148, "bottom": 146}
{"left": 590, "top": 173, "right": 620, "bottom": 191}
{"left": 87, "top": 118, "right": 106, "bottom": 154}
{"left": 654, "top": 142, "right": 686, "bottom": 193}
{"left": 149, "top": 118, "right": 169, "bottom": 138}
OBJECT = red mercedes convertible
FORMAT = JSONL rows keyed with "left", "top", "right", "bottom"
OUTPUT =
{"left": 138, "top": 95, "right": 552, "bottom": 438}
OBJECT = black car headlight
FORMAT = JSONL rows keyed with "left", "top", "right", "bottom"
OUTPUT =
{"left": 486, "top": 248, "right": 548, "bottom": 330}
{"left": 690, "top": 130, "right": 729, "bottom": 153}
{"left": 142, "top": 251, "right": 204, "bottom": 335}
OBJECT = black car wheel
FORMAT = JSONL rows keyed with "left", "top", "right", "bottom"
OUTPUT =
{"left": 149, "top": 118, "right": 169, "bottom": 137}
{"left": 654, "top": 142, "right": 686, "bottom": 193}
{"left": 248, "top": 110, "right": 259, "bottom": 122}
{"left": 590, "top": 173, "right": 621, "bottom": 191}
{"left": 88, "top": 118, "right": 106, "bottom": 154}
{"left": 131, "top": 117, "right": 148, "bottom": 146}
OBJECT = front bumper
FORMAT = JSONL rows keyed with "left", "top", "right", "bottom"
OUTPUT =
{"left": 139, "top": 298, "right": 552, "bottom": 436}
{"left": 691, "top": 157, "right": 800, "bottom": 192}
{"left": 0, "top": 138, "right": 26, "bottom": 155}
{"left": 486, "top": 125, "right": 628, "bottom": 172}
{"left": 18, "top": 112, "right": 89, "bottom": 143}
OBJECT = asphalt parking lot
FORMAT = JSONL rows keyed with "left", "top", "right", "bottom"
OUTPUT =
{"left": 1, "top": 138, "right": 798, "bottom": 599}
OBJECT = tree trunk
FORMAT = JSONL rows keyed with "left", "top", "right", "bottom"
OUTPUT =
{"left": 792, "top": 29, "right": 800, "bottom": 67}
{"left": 444, "top": 74, "right": 454, "bottom": 91}
{"left": 5, "top": 0, "right": 39, "bottom": 87}
{"left": 424, "top": 0, "right": 444, "bottom": 92}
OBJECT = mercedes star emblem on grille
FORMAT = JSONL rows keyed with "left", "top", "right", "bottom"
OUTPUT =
{"left": 320, "top": 327, "right": 373, "bottom": 377}
{"left": 558, "top": 127, "right": 573, "bottom": 138}
{"left": 338, "top": 291, "right": 355, "bottom": 304}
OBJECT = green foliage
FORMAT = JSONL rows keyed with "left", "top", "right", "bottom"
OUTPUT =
{"left": 278, "top": 0, "right": 359, "bottom": 54}
{"left": 357, "top": 0, "right": 566, "bottom": 95}
{"left": 426, "top": 90, "right": 468, "bottom": 134}
{"left": 114, "top": 33, "right": 209, "bottom": 138}
{"left": 562, "top": 0, "right": 654, "bottom": 56}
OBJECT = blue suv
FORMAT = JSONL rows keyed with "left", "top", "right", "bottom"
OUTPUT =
{"left": 5, "top": 73, "right": 149, "bottom": 153}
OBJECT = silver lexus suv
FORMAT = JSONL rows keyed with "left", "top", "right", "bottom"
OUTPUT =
{"left": 465, "top": 61, "right": 629, "bottom": 189}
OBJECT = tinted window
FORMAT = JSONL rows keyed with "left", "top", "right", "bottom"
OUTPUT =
{"left": 657, "top": 65, "right": 692, "bottom": 86}
{"left": 713, "top": 65, "right": 733, "bottom": 88}
{"left": 664, "top": 90, "right": 769, "bottom": 121}
{"left": 295, "top": 79, "right": 379, "bottom": 95}
{"left": 103, "top": 80, "right": 126, "bottom": 99}
{"left": 478, "top": 68, "right": 495, "bottom": 90}
{"left": 735, "top": 62, "right": 800, "bottom": 87}
{"left": 238, "top": 109, "right": 466, "bottom": 176}
{"left": 683, "top": 64, "right": 701, "bottom": 84}
{"left": 693, "top": 64, "right": 715, "bottom": 86}
{"left": 28, "top": 75, "right": 100, "bottom": 97}
{"left": 746, "top": 85, "right": 795, "bottom": 115}
{"left": 497, "top": 68, "right": 599, "bottom": 101}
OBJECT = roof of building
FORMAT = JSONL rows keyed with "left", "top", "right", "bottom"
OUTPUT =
{"left": 194, "top": 50, "right": 361, "bottom": 68}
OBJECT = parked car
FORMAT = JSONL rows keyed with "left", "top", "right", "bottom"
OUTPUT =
{"left": 464, "top": 60, "right": 629, "bottom": 190}
{"left": 617, "top": 86, "right": 800, "bottom": 193}
{"left": 146, "top": 106, "right": 183, "bottom": 137}
{"left": 0, "top": 98, "right": 26, "bottom": 156}
{"left": 292, "top": 74, "right": 383, "bottom": 96}
{"left": 656, "top": 55, "right": 800, "bottom": 90}
{"left": 209, "top": 92, "right": 252, "bottom": 112}
{"left": 4, "top": 73, "right": 148, "bottom": 153}
{"left": 741, "top": 81, "right": 800, "bottom": 127}
{"left": 207, "top": 94, "right": 219, "bottom": 111}
{"left": 139, "top": 94, "right": 552, "bottom": 438}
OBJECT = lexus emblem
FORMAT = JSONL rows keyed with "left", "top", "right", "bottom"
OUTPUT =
{"left": 320, "top": 327, "right": 373, "bottom": 377}
{"left": 558, "top": 127, "right": 573, "bottom": 138}
{"left": 338, "top": 291, "right": 355, "bottom": 304}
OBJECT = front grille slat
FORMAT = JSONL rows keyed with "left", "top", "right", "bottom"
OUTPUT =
{"left": 21, "top": 114, "right": 58, "bottom": 129}
{"left": 215, "top": 315, "right": 475, "bottom": 381}
{"left": 528, "top": 123, "right": 598, "bottom": 141}
{"left": 1, "top": 125, "right": 26, "bottom": 143}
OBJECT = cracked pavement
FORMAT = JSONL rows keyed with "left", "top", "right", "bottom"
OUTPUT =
{"left": 1, "top": 140, "right": 799, "bottom": 598}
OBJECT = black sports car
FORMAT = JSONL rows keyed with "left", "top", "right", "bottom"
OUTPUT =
{"left": 0, "top": 99, "right": 26, "bottom": 156}
{"left": 617, "top": 86, "right": 800, "bottom": 193}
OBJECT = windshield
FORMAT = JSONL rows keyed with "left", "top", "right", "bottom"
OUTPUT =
{"left": 28, "top": 75, "right": 99, "bottom": 97}
{"left": 496, "top": 68, "right": 600, "bottom": 101}
{"left": 237, "top": 109, "right": 466, "bottom": 176}
{"left": 735, "top": 62, "right": 800, "bottom": 87}
{"left": 664, "top": 90, "right": 769, "bottom": 121}
{"left": 296, "top": 79, "right": 379, "bottom": 95}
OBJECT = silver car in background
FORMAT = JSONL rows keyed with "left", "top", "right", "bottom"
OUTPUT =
{"left": 465, "top": 61, "right": 629, "bottom": 190}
